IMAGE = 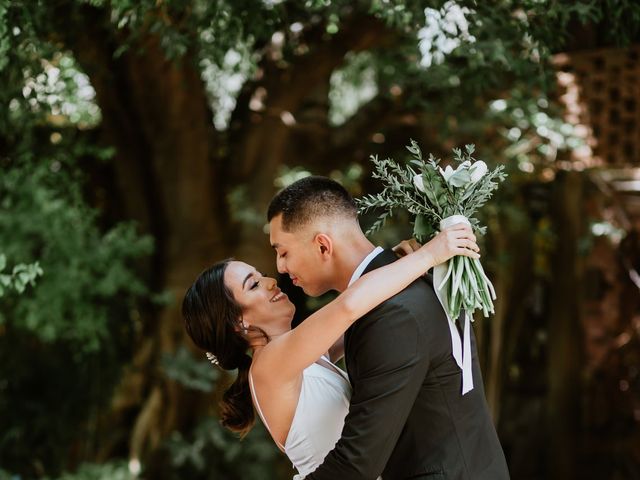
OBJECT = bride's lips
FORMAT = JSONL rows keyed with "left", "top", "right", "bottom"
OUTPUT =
{"left": 269, "top": 289, "right": 288, "bottom": 303}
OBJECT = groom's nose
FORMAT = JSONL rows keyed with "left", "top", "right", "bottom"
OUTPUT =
{"left": 276, "top": 256, "right": 286, "bottom": 274}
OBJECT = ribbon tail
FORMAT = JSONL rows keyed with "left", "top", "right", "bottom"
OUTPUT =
{"left": 461, "top": 311, "right": 474, "bottom": 395}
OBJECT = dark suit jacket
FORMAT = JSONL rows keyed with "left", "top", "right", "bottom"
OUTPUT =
{"left": 306, "top": 249, "right": 510, "bottom": 480}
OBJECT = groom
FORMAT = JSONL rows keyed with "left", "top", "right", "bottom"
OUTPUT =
{"left": 268, "top": 176, "right": 509, "bottom": 479}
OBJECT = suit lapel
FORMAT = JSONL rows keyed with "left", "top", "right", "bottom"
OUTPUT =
{"left": 344, "top": 249, "right": 395, "bottom": 380}
{"left": 361, "top": 248, "right": 396, "bottom": 275}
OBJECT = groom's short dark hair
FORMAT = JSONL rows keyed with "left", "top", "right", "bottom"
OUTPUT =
{"left": 267, "top": 176, "right": 357, "bottom": 231}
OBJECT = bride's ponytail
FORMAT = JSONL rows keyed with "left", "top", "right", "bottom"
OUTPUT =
{"left": 182, "top": 260, "right": 262, "bottom": 436}
{"left": 220, "top": 352, "right": 254, "bottom": 434}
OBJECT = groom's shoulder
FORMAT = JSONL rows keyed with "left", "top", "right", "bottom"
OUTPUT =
{"left": 357, "top": 275, "right": 441, "bottom": 325}
{"left": 390, "top": 275, "right": 441, "bottom": 314}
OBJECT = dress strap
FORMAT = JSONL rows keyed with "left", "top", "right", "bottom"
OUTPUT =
{"left": 318, "top": 355, "right": 349, "bottom": 382}
{"left": 248, "top": 369, "right": 286, "bottom": 451}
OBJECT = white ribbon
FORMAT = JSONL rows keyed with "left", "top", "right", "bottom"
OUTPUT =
{"left": 433, "top": 214, "right": 474, "bottom": 395}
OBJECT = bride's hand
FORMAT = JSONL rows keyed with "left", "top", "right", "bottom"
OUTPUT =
{"left": 423, "top": 223, "right": 480, "bottom": 266}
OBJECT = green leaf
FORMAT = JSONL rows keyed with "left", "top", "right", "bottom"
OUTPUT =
{"left": 0, "top": 254, "right": 5, "bottom": 271}
{"left": 413, "top": 214, "right": 436, "bottom": 241}
{"left": 18, "top": 272, "right": 31, "bottom": 285}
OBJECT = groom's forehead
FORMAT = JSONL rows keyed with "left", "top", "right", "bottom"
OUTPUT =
{"left": 269, "top": 218, "right": 296, "bottom": 246}
{"left": 270, "top": 223, "right": 314, "bottom": 243}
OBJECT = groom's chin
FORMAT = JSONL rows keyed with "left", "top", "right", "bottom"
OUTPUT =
{"left": 301, "top": 285, "right": 327, "bottom": 298}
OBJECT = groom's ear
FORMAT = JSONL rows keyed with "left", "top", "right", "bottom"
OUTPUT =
{"left": 314, "top": 233, "right": 333, "bottom": 258}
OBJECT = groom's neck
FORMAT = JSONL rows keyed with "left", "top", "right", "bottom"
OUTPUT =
{"left": 334, "top": 235, "right": 376, "bottom": 293}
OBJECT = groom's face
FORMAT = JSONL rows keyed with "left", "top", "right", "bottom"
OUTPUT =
{"left": 269, "top": 214, "right": 330, "bottom": 297}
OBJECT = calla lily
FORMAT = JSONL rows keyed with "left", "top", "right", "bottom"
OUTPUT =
{"left": 469, "top": 161, "right": 488, "bottom": 183}
{"left": 438, "top": 165, "right": 456, "bottom": 183}
{"left": 413, "top": 174, "right": 426, "bottom": 192}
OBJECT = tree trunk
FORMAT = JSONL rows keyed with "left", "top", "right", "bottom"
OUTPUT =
{"left": 58, "top": 6, "right": 228, "bottom": 469}
{"left": 548, "top": 171, "right": 584, "bottom": 480}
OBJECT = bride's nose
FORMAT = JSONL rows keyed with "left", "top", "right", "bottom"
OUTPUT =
{"left": 267, "top": 278, "right": 277, "bottom": 290}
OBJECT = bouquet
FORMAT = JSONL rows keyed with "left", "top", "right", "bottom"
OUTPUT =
{"left": 358, "top": 141, "right": 507, "bottom": 321}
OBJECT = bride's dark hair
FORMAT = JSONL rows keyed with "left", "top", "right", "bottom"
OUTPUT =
{"left": 182, "top": 260, "right": 266, "bottom": 435}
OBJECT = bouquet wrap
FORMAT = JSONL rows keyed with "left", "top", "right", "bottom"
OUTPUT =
{"left": 433, "top": 215, "right": 475, "bottom": 394}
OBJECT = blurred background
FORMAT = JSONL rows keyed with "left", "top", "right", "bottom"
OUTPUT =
{"left": 1, "top": 1, "right": 640, "bottom": 479}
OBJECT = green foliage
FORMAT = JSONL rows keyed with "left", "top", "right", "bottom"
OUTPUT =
{"left": 0, "top": 0, "right": 9, "bottom": 72}
{"left": 45, "top": 462, "right": 135, "bottom": 480}
{"left": 0, "top": 157, "right": 153, "bottom": 351}
{"left": 329, "top": 51, "right": 378, "bottom": 126}
{"left": 0, "top": 64, "right": 152, "bottom": 474}
{"left": 162, "top": 347, "right": 220, "bottom": 393}
{"left": 18, "top": 52, "right": 102, "bottom": 127}
{"left": 0, "top": 156, "right": 152, "bottom": 475}
{"left": 487, "top": 92, "right": 587, "bottom": 171}
{"left": 166, "top": 416, "right": 284, "bottom": 480}
{"left": 0, "top": 254, "right": 43, "bottom": 297}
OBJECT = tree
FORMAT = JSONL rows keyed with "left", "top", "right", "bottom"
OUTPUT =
{"left": 1, "top": 0, "right": 639, "bottom": 478}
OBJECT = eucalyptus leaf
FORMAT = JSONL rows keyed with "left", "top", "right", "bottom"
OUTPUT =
{"left": 448, "top": 169, "right": 472, "bottom": 188}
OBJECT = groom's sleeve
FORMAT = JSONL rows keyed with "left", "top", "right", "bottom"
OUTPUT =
{"left": 306, "top": 301, "right": 428, "bottom": 480}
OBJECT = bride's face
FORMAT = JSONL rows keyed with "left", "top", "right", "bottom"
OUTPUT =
{"left": 224, "top": 261, "right": 296, "bottom": 335}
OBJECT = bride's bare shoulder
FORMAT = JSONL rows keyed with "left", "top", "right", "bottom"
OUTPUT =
{"left": 251, "top": 339, "right": 304, "bottom": 387}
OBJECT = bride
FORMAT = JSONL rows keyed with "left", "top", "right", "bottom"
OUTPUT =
{"left": 182, "top": 223, "right": 479, "bottom": 478}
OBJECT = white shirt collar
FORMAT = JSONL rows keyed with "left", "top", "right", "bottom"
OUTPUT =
{"left": 347, "top": 246, "right": 384, "bottom": 287}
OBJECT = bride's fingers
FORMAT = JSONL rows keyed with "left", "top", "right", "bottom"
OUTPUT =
{"left": 453, "top": 232, "right": 477, "bottom": 243}
{"left": 393, "top": 239, "right": 419, "bottom": 257}
{"left": 447, "top": 225, "right": 476, "bottom": 241}
{"left": 448, "top": 223, "right": 473, "bottom": 232}
{"left": 454, "top": 239, "right": 480, "bottom": 252}
{"left": 456, "top": 246, "right": 481, "bottom": 258}
{"left": 407, "top": 238, "right": 422, "bottom": 251}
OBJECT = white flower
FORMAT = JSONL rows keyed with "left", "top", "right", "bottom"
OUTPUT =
{"left": 458, "top": 160, "right": 472, "bottom": 170}
{"left": 438, "top": 165, "right": 455, "bottom": 183}
{"left": 413, "top": 174, "right": 426, "bottom": 192}
{"left": 469, "top": 161, "right": 488, "bottom": 183}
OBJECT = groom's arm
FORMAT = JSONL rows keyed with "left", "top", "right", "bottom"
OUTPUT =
{"left": 306, "top": 301, "right": 428, "bottom": 480}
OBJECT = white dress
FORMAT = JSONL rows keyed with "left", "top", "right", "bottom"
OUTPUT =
{"left": 250, "top": 356, "right": 363, "bottom": 479}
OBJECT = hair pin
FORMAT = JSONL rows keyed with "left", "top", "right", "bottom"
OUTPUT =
{"left": 205, "top": 352, "right": 219, "bottom": 366}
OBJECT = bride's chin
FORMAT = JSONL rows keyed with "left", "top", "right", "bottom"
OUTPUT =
{"left": 286, "top": 302, "right": 296, "bottom": 317}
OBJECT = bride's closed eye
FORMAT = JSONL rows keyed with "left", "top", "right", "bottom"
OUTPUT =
{"left": 249, "top": 272, "right": 267, "bottom": 290}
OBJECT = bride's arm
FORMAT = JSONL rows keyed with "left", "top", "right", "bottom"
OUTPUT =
{"left": 257, "top": 223, "right": 479, "bottom": 380}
